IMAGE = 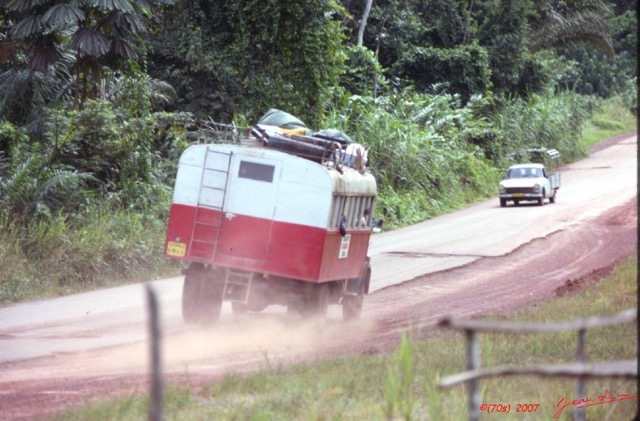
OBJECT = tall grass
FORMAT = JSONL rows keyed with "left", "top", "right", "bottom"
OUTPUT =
{"left": 580, "top": 95, "right": 638, "bottom": 150}
{"left": 492, "top": 91, "right": 592, "bottom": 165}
{"left": 1, "top": 90, "right": 635, "bottom": 302}
{"left": 325, "top": 92, "right": 502, "bottom": 227}
{"left": 53, "top": 256, "right": 637, "bottom": 421}
{"left": 0, "top": 206, "right": 179, "bottom": 302}
{"left": 321, "top": 88, "right": 625, "bottom": 228}
{"left": 325, "top": 89, "right": 633, "bottom": 229}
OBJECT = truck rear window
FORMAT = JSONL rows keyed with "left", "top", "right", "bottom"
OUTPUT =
{"left": 238, "top": 161, "right": 275, "bottom": 182}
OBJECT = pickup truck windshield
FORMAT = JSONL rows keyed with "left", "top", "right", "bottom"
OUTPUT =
{"left": 507, "top": 167, "right": 542, "bottom": 178}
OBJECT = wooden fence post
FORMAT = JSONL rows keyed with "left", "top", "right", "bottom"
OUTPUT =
{"left": 574, "top": 328, "right": 587, "bottom": 421}
{"left": 466, "top": 329, "right": 480, "bottom": 421}
{"left": 438, "top": 310, "right": 637, "bottom": 421}
{"left": 146, "top": 284, "right": 163, "bottom": 421}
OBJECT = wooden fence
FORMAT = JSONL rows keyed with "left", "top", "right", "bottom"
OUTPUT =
{"left": 146, "top": 284, "right": 164, "bottom": 421}
{"left": 438, "top": 309, "right": 637, "bottom": 421}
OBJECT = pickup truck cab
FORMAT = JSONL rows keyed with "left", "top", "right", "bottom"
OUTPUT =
{"left": 498, "top": 163, "right": 560, "bottom": 207}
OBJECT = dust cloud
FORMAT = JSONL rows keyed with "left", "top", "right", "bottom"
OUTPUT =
{"left": 1, "top": 306, "right": 376, "bottom": 384}
{"left": 161, "top": 308, "right": 377, "bottom": 375}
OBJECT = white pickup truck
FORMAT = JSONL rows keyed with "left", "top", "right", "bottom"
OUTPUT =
{"left": 498, "top": 163, "right": 561, "bottom": 207}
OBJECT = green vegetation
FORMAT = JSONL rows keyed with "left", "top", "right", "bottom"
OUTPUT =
{"left": 0, "top": 206, "right": 175, "bottom": 301}
{"left": 0, "top": 92, "right": 634, "bottom": 303}
{"left": 0, "top": 1, "right": 637, "bottom": 302}
{"left": 325, "top": 91, "right": 503, "bottom": 227}
{"left": 0, "top": 100, "right": 192, "bottom": 302}
{"left": 0, "top": 2, "right": 635, "bottom": 418}
{"left": 52, "top": 256, "right": 637, "bottom": 420}
{"left": 0, "top": 96, "right": 634, "bottom": 304}
{"left": 580, "top": 95, "right": 638, "bottom": 150}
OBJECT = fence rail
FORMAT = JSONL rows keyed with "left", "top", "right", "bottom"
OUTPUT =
{"left": 437, "top": 309, "right": 637, "bottom": 421}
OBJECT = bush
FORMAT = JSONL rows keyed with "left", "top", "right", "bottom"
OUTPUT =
{"left": 324, "top": 90, "right": 502, "bottom": 227}
{"left": 591, "top": 117, "right": 626, "bottom": 131}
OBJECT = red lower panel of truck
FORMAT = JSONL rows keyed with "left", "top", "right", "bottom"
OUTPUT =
{"left": 165, "top": 204, "right": 369, "bottom": 282}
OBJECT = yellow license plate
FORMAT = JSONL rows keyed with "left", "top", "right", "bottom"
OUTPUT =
{"left": 513, "top": 193, "right": 524, "bottom": 197}
{"left": 167, "top": 241, "right": 186, "bottom": 257}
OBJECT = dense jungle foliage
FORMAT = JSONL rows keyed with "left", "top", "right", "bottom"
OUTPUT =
{"left": 0, "top": 0, "right": 637, "bottom": 302}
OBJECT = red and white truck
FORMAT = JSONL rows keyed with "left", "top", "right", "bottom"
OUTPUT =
{"left": 164, "top": 126, "right": 377, "bottom": 324}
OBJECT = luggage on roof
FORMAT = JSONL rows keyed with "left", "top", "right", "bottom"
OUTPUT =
{"left": 258, "top": 109, "right": 309, "bottom": 131}
{"left": 250, "top": 109, "right": 367, "bottom": 171}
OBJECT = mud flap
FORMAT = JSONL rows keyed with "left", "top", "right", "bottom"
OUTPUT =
{"left": 344, "top": 260, "right": 371, "bottom": 296}
{"left": 344, "top": 277, "right": 364, "bottom": 295}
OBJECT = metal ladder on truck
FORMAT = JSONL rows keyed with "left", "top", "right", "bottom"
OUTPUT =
{"left": 190, "top": 147, "right": 253, "bottom": 305}
{"left": 189, "top": 148, "right": 232, "bottom": 261}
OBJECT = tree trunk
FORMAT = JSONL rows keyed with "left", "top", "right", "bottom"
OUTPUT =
{"left": 357, "top": 0, "right": 373, "bottom": 46}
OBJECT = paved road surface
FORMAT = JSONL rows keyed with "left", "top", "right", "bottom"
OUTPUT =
{"left": 0, "top": 134, "right": 635, "bottom": 365}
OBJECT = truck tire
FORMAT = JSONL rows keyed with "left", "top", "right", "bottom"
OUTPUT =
{"left": 287, "top": 283, "right": 329, "bottom": 318}
{"left": 538, "top": 190, "right": 545, "bottom": 206}
{"left": 342, "top": 295, "right": 363, "bottom": 321}
{"left": 286, "top": 300, "right": 304, "bottom": 317}
{"left": 181, "top": 264, "right": 224, "bottom": 325}
{"left": 307, "top": 282, "right": 329, "bottom": 318}
{"left": 182, "top": 264, "right": 204, "bottom": 324}
{"left": 550, "top": 190, "right": 557, "bottom": 203}
{"left": 199, "top": 275, "right": 224, "bottom": 325}
{"left": 342, "top": 265, "right": 370, "bottom": 321}
{"left": 500, "top": 198, "right": 507, "bottom": 207}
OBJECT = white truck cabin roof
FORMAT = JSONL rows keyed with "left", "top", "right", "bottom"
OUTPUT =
{"left": 509, "top": 163, "right": 545, "bottom": 170}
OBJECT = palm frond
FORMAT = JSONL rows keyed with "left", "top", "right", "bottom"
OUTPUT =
{"left": 146, "top": 77, "right": 176, "bottom": 106}
{"left": 0, "top": 156, "right": 96, "bottom": 224}
{"left": 69, "top": 27, "right": 110, "bottom": 56}
{"left": 6, "top": 0, "right": 47, "bottom": 13}
{"left": 36, "top": 169, "right": 95, "bottom": 209}
{"left": 12, "top": 15, "right": 45, "bottom": 38}
{"left": 529, "top": 2, "right": 614, "bottom": 58}
{"left": 42, "top": 3, "right": 86, "bottom": 27}
{"left": 26, "top": 35, "right": 63, "bottom": 71}
{"left": 99, "top": 71, "right": 175, "bottom": 108}
{"left": 0, "top": 156, "right": 40, "bottom": 217}
{"left": 110, "top": 37, "right": 138, "bottom": 58}
{"left": 91, "top": 0, "right": 134, "bottom": 13}
{"left": 107, "top": 10, "right": 147, "bottom": 34}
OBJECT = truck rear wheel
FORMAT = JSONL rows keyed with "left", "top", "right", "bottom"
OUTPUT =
{"left": 342, "top": 265, "right": 370, "bottom": 321}
{"left": 199, "top": 274, "right": 224, "bottom": 325}
{"left": 287, "top": 283, "right": 329, "bottom": 318}
{"left": 307, "top": 282, "right": 329, "bottom": 318}
{"left": 286, "top": 300, "right": 304, "bottom": 317}
{"left": 342, "top": 295, "right": 363, "bottom": 321}
{"left": 182, "top": 267, "right": 203, "bottom": 324}
{"left": 181, "top": 264, "right": 224, "bottom": 325}
{"left": 550, "top": 190, "right": 557, "bottom": 203}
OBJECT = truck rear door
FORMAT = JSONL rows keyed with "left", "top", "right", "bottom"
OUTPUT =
{"left": 217, "top": 156, "right": 281, "bottom": 261}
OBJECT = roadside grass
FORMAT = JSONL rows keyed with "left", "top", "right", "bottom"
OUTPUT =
{"left": 1, "top": 93, "right": 635, "bottom": 304}
{"left": 0, "top": 207, "right": 180, "bottom": 303}
{"left": 580, "top": 96, "right": 637, "bottom": 150}
{"left": 53, "top": 256, "right": 637, "bottom": 421}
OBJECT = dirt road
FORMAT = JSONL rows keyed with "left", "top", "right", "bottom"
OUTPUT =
{"left": 0, "top": 133, "right": 636, "bottom": 420}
